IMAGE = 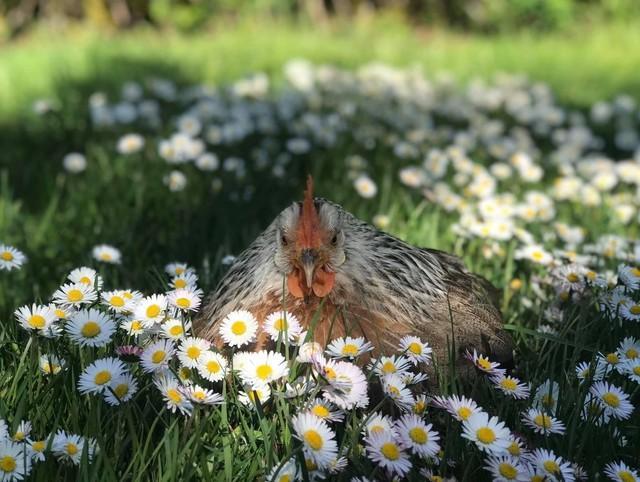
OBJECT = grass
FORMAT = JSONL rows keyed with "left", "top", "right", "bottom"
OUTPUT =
{"left": 0, "top": 18, "right": 639, "bottom": 482}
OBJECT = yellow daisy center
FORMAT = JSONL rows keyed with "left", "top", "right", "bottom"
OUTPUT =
{"left": 303, "top": 430, "right": 323, "bottom": 451}
{"left": 531, "top": 251, "right": 544, "bottom": 261}
{"left": 341, "top": 344, "right": 359, "bottom": 356}
{"left": 169, "top": 325, "right": 183, "bottom": 336}
{"left": 273, "top": 318, "right": 287, "bottom": 331}
{"left": 79, "top": 276, "right": 92, "bottom": 285}
{"left": 631, "top": 267, "right": 640, "bottom": 277}
{"left": 586, "top": 271, "right": 597, "bottom": 280}
{"left": 100, "top": 252, "right": 112, "bottom": 261}
{"left": 32, "top": 441, "right": 45, "bottom": 452}
{"left": 186, "top": 346, "right": 201, "bottom": 359}
{"left": 81, "top": 321, "right": 101, "bottom": 338}
{"left": 151, "top": 350, "right": 166, "bottom": 364}
{"left": 167, "top": 388, "right": 182, "bottom": 403}
{"left": 619, "top": 471, "right": 636, "bottom": 482}
{"left": 408, "top": 342, "right": 423, "bottom": 355}
{"left": 626, "top": 348, "right": 639, "bottom": 359}
{"left": 380, "top": 442, "right": 400, "bottom": 461}
{"left": 543, "top": 460, "right": 560, "bottom": 473}
{"left": 476, "top": 427, "right": 496, "bottom": 444}
{"left": 55, "top": 308, "right": 66, "bottom": 318}
{"left": 206, "top": 361, "right": 220, "bottom": 374}
{"left": 94, "top": 370, "right": 112, "bottom": 385}
{"left": 499, "top": 463, "right": 518, "bottom": 479}
{"left": 123, "top": 292, "right": 133, "bottom": 299}
{"left": 413, "top": 400, "right": 426, "bottom": 414}
{"left": 176, "top": 297, "right": 191, "bottom": 309}
{"left": 509, "top": 278, "right": 523, "bottom": 290}
{"left": 114, "top": 383, "right": 129, "bottom": 398}
{"left": 13, "top": 432, "right": 25, "bottom": 442}
{"left": 312, "top": 405, "right": 330, "bottom": 418}
{"left": 409, "top": 427, "right": 428, "bottom": 444}
{"left": 477, "top": 357, "right": 492, "bottom": 370}
{"left": 457, "top": 407, "right": 472, "bottom": 420}
{"left": 110, "top": 296, "right": 125, "bottom": 307}
{"left": 146, "top": 305, "right": 161, "bottom": 318}
{"left": 633, "top": 366, "right": 640, "bottom": 376}
{"left": 175, "top": 267, "right": 185, "bottom": 275}
{"left": 193, "top": 390, "right": 205, "bottom": 400}
{"left": 566, "top": 273, "right": 579, "bottom": 283}
{"left": 278, "top": 476, "right": 291, "bottom": 482}
{"left": 174, "top": 279, "right": 187, "bottom": 288}
{"left": 131, "top": 320, "right": 142, "bottom": 332}
{"left": 28, "top": 314, "right": 46, "bottom": 329}
{"left": 630, "top": 305, "right": 640, "bottom": 315}
{"left": 305, "top": 458, "right": 317, "bottom": 471}
{"left": 534, "top": 414, "right": 552, "bottom": 429}
{"left": 66, "top": 443, "right": 79, "bottom": 456}
{"left": 324, "top": 367, "right": 336, "bottom": 380}
{"left": 256, "top": 364, "right": 273, "bottom": 380}
{"left": 602, "top": 392, "right": 620, "bottom": 408}
{"left": 67, "top": 289, "right": 84, "bottom": 302}
{"left": 381, "top": 360, "right": 397, "bottom": 374}
{"left": 0, "top": 456, "right": 16, "bottom": 473}
{"left": 500, "top": 378, "right": 517, "bottom": 391}
{"left": 507, "top": 441, "right": 521, "bottom": 456}
{"left": 531, "top": 476, "right": 545, "bottom": 482}
{"left": 541, "top": 394, "right": 555, "bottom": 407}
{"left": 231, "top": 321, "right": 247, "bottom": 335}
{"left": 1, "top": 251, "right": 14, "bottom": 261}
{"left": 606, "top": 353, "right": 619, "bottom": 364}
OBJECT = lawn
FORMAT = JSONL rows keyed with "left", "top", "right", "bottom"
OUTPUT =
{"left": 0, "top": 19, "right": 639, "bottom": 481}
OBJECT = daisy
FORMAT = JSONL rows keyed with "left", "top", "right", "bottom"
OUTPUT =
{"left": 395, "top": 413, "right": 440, "bottom": 458}
{"left": 103, "top": 373, "right": 138, "bottom": 406}
{"left": 412, "top": 394, "right": 428, "bottom": 415}
{"left": 66, "top": 309, "right": 116, "bottom": 347}
{"left": 119, "top": 317, "right": 146, "bottom": 336}
{"left": 623, "top": 359, "right": 640, "bottom": 383}
{"left": 326, "top": 336, "right": 373, "bottom": 359}
{"left": 267, "top": 458, "right": 299, "bottom": 482}
{"left": 219, "top": 310, "right": 258, "bottom": 347}
{"left": 364, "top": 412, "right": 397, "bottom": 437}
{"left": 238, "top": 385, "right": 271, "bottom": 407}
{"left": 49, "top": 304, "right": 70, "bottom": 321}
{"left": 77, "top": 357, "right": 126, "bottom": 395}
{"left": 101, "top": 290, "right": 135, "bottom": 314}
{"left": 365, "top": 431, "right": 412, "bottom": 477}
{"left": 532, "top": 379, "right": 560, "bottom": 414}
{"left": 619, "top": 302, "right": 640, "bottom": 322}
{"left": 581, "top": 393, "right": 612, "bottom": 426}
{"left": 52, "top": 283, "right": 97, "bottom": 307}
{"left": 177, "top": 337, "right": 211, "bottom": 368}
{"left": 589, "top": 381, "right": 634, "bottom": 420}
{"left": 0, "top": 244, "right": 26, "bottom": 271}
{"left": 618, "top": 265, "right": 640, "bottom": 290}
{"left": 52, "top": 431, "right": 95, "bottom": 465}
{"left": 39, "top": 354, "right": 65, "bottom": 375}
{"left": 62, "top": 152, "right": 87, "bottom": 173}
{"left": 197, "top": 351, "right": 228, "bottom": 382}
{"left": 381, "top": 374, "right": 414, "bottom": 411}
{"left": 154, "top": 375, "right": 192, "bottom": 416}
{"left": 575, "top": 361, "right": 606, "bottom": 383}
{"left": 29, "top": 439, "right": 47, "bottom": 462}
{"left": 398, "top": 336, "right": 432, "bottom": 365}
{"left": 319, "top": 359, "right": 369, "bottom": 410}
{"left": 484, "top": 455, "right": 528, "bottom": 481}
{"left": 14, "top": 304, "right": 57, "bottom": 334}
{"left": 514, "top": 244, "right": 553, "bottom": 265}
{"left": 461, "top": 411, "right": 511, "bottom": 454}
{"left": 165, "top": 262, "right": 193, "bottom": 277}
{"left": 184, "top": 385, "right": 223, "bottom": 405}
{"left": 170, "top": 272, "right": 198, "bottom": 290}
{"left": 296, "top": 341, "right": 323, "bottom": 363}
{"left": 239, "top": 350, "right": 289, "bottom": 388}
{"left": 370, "top": 355, "right": 411, "bottom": 377}
{"left": 167, "top": 289, "right": 201, "bottom": 312}
{"left": 67, "top": 267, "right": 100, "bottom": 290}
{"left": 161, "top": 318, "right": 191, "bottom": 340}
{"left": 526, "top": 448, "right": 575, "bottom": 482}
{"left": 12, "top": 421, "right": 31, "bottom": 442}
{"left": 140, "top": 339, "right": 175, "bottom": 373}
{"left": 604, "top": 461, "right": 639, "bottom": 482}
{"left": 617, "top": 337, "right": 640, "bottom": 361}
{"left": 304, "top": 399, "right": 344, "bottom": 423}
{"left": 92, "top": 244, "right": 122, "bottom": 264}
{"left": 506, "top": 435, "right": 528, "bottom": 458}
{"left": 116, "top": 133, "right": 145, "bottom": 154}
{"left": 433, "top": 394, "right": 481, "bottom": 422}
{"left": 353, "top": 175, "right": 377, "bottom": 198}
{"left": 0, "top": 440, "right": 31, "bottom": 480}
{"left": 263, "top": 311, "right": 303, "bottom": 343}
{"left": 402, "top": 372, "right": 429, "bottom": 385}
{"left": 134, "top": 294, "right": 167, "bottom": 327}
{"left": 292, "top": 413, "right": 338, "bottom": 470}
{"left": 491, "top": 374, "right": 530, "bottom": 399}
{"left": 521, "top": 408, "right": 566, "bottom": 435}
{"left": 466, "top": 349, "right": 504, "bottom": 376}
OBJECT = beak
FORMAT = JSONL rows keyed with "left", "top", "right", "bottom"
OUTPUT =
{"left": 300, "top": 249, "right": 317, "bottom": 288}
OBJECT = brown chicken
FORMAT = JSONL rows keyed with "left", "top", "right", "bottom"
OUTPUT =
{"left": 197, "top": 177, "right": 513, "bottom": 367}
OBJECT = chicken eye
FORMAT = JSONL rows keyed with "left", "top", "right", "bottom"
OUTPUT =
{"left": 281, "top": 233, "right": 288, "bottom": 246}
{"left": 331, "top": 233, "right": 339, "bottom": 245}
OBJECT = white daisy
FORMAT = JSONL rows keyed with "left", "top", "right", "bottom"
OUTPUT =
{"left": 618, "top": 265, "right": 640, "bottom": 290}
{"left": 461, "top": 411, "right": 511, "bottom": 454}
{"left": 267, "top": 457, "right": 298, "bottom": 482}
{"left": 514, "top": 244, "right": 553, "bottom": 265}
{"left": 140, "top": 339, "right": 175, "bottom": 373}
{"left": 239, "top": 350, "right": 289, "bottom": 389}
{"left": 326, "top": 336, "right": 373, "bottom": 359}
{"left": 0, "top": 244, "right": 27, "bottom": 271}
{"left": 296, "top": 341, "right": 323, "bottom": 363}
{"left": 67, "top": 267, "right": 102, "bottom": 290}
{"left": 116, "top": 133, "right": 145, "bottom": 154}
{"left": 617, "top": 337, "right": 640, "bottom": 361}
{"left": 161, "top": 318, "right": 191, "bottom": 340}
{"left": 365, "top": 430, "right": 412, "bottom": 477}
{"left": 14, "top": 304, "right": 57, "bottom": 334}
{"left": 165, "top": 262, "right": 193, "bottom": 277}
{"left": 491, "top": 374, "right": 530, "bottom": 399}
{"left": 170, "top": 272, "right": 199, "bottom": 290}
{"left": 102, "top": 290, "right": 135, "bottom": 314}
{"left": 304, "top": 399, "right": 344, "bottom": 423}
{"left": 134, "top": 294, "right": 168, "bottom": 327}
{"left": 39, "top": 354, "right": 65, "bottom": 375}
{"left": 154, "top": 375, "right": 192, "bottom": 416}
{"left": 604, "top": 461, "right": 639, "bottom": 482}
{"left": 381, "top": 374, "right": 414, "bottom": 411}
{"left": 532, "top": 379, "right": 560, "bottom": 414}
{"left": 77, "top": 357, "right": 126, "bottom": 395}
{"left": 52, "top": 283, "right": 97, "bottom": 308}
{"left": 466, "top": 349, "right": 504, "bottom": 376}
{"left": 526, "top": 448, "right": 575, "bottom": 482}
{"left": 622, "top": 358, "right": 640, "bottom": 383}
{"left": 238, "top": 385, "right": 271, "bottom": 407}
{"left": 29, "top": 439, "right": 47, "bottom": 462}
{"left": 0, "top": 440, "right": 31, "bottom": 480}
{"left": 103, "top": 373, "right": 138, "bottom": 406}
{"left": 11, "top": 421, "right": 31, "bottom": 442}
{"left": 263, "top": 311, "right": 303, "bottom": 343}
{"left": 484, "top": 455, "right": 528, "bottom": 481}
{"left": 589, "top": 381, "right": 634, "bottom": 420}
{"left": 167, "top": 289, "right": 201, "bottom": 312}
{"left": 219, "top": 310, "right": 258, "bottom": 348}
{"left": 184, "top": 385, "right": 223, "bottom": 405}
{"left": 398, "top": 336, "right": 432, "bottom": 365}
{"left": 395, "top": 413, "right": 440, "bottom": 458}
{"left": 51, "top": 431, "right": 95, "bottom": 465}
{"left": 433, "top": 394, "right": 481, "bottom": 422}
{"left": 92, "top": 244, "right": 122, "bottom": 264}
{"left": 317, "top": 359, "right": 369, "bottom": 410}
{"left": 197, "top": 351, "right": 228, "bottom": 382}
{"left": 291, "top": 413, "right": 338, "bottom": 470}
{"left": 177, "top": 337, "right": 211, "bottom": 368}
{"left": 66, "top": 308, "right": 116, "bottom": 347}
{"left": 353, "top": 175, "right": 378, "bottom": 198}
{"left": 521, "top": 408, "right": 566, "bottom": 435}
{"left": 119, "top": 317, "right": 146, "bottom": 336}
{"left": 370, "top": 355, "right": 412, "bottom": 377}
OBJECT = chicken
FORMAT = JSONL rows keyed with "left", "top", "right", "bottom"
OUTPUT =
{"left": 196, "top": 177, "right": 513, "bottom": 367}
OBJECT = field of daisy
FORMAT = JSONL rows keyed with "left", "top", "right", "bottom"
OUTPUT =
{"left": 1, "top": 19, "right": 640, "bottom": 482}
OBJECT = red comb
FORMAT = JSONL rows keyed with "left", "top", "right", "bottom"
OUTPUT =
{"left": 298, "top": 175, "right": 321, "bottom": 248}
